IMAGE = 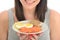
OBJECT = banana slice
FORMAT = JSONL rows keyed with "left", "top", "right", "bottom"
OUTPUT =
{"left": 14, "top": 22, "right": 25, "bottom": 29}
{"left": 24, "top": 23, "right": 33, "bottom": 28}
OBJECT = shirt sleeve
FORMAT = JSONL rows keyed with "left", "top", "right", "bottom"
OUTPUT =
{"left": 47, "top": 0, "right": 60, "bottom": 14}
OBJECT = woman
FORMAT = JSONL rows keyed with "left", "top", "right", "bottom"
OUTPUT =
{"left": 0, "top": 0, "right": 50, "bottom": 40}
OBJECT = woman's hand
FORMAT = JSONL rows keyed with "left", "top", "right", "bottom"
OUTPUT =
{"left": 30, "top": 34, "right": 38, "bottom": 40}
{"left": 17, "top": 33, "right": 41, "bottom": 40}
{"left": 17, "top": 33, "right": 29, "bottom": 40}
{"left": 30, "top": 34, "right": 41, "bottom": 40}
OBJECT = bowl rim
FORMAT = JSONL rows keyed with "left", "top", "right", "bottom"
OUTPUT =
{"left": 12, "top": 20, "right": 46, "bottom": 34}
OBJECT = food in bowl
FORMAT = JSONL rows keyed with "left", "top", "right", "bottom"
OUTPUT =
{"left": 13, "top": 20, "right": 42, "bottom": 34}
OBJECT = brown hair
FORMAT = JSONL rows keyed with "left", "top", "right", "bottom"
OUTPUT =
{"left": 15, "top": 0, "right": 47, "bottom": 22}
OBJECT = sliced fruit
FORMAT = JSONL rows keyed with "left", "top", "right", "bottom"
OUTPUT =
{"left": 32, "top": 26, "right": 42, "bottom": 32}
{"left": 13, "top": 20, "right": 42, "bottom": 33}
{"left": 24, "top": 23, "right": 33, "bottom": 28}
{"left": 15, "top": 22, "right": 25, "bottom": 29}
{"left": 27, "top": 28, "right": 32, "bottom": 33}
{"left": 19, "top": 26, "right": 42, "bottom": 33}
{"left": 20, "top": 27, "right": 29, "bottom": 33}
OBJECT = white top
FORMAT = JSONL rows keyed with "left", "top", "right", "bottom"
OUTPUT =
{"left": 47, "top": 0, "right": 60, "bottom": 14}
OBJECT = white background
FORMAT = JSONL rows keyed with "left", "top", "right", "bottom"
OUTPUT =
{"left": 0, "top": 0, "right": 60, "bottom": 13}
{"left": 0, "top": 0, "right": 14, "bottom": 13}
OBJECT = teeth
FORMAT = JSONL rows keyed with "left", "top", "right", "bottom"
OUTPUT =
{"left": 25, "top": 0, "right": 35, "bottom": 4}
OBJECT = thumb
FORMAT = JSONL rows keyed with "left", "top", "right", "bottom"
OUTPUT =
{"left": 17, "top": 32, "right": 20, "bottom": 37}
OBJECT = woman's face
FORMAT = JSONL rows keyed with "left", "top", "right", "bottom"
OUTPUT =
{"left": 20, "top": 0, "right": 40, "bottom": 9}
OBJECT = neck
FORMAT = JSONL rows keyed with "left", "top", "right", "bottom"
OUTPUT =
{"left": 23, "top": 7, "right": 36, "bottom": 20}
{"left": 23, "top": 7, "right": 36, "bottom": 15}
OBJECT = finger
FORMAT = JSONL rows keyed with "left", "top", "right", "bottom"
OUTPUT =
{"left": 36, "top": 33, "right": 42, "bottom": 36}
{"left": 17, "top": 32, "right": 20, "bottom": 37}
{"left": 23, "top": 37, "right": 28, "bottom": 40}
{"left": 36, "top": 33, "right": 41, "bottom": 36}
{"left": 23, "top": 35, "right": 29, "bottom": 40}
{"left": 17, "top": 32, "right": 26, "bottom": 37}
{"left": 20, "top": 33, "right": 26, "bottom": 36}
{"left": 17, "top": 33, "right": 28, "bottom": 40}
{"left": 20, "top": 35, "right": 27, "bottom": 40}
{"left": 30, "top": 37, "right": 36, "bottom": 40}
{"left": 32, "top": 34, "right": 38, "bottom": 40}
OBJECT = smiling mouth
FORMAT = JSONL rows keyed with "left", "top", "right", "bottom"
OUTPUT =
{"left": 25, "top": 0, "right": 35, "bottom": 4}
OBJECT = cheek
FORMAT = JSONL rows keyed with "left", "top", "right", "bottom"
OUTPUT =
{"left": 20, "top": 0, "right": 26, "bottom": 6}
{"left": 32, "top": 0, "right": 40, "bottom": 7}
{"left": 35, "top": 0, "right": 40, "bottom": 5}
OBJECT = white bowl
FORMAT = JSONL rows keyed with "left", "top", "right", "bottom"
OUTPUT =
{"left": 12, "top": 20, "right": 46, "bottom": 34}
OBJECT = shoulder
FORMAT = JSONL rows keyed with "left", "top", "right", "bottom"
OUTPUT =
{"left": 0, "top": 10, "right": 9, "bottom": 30}
{"left": 0, "top": 10, "right": 9, "bottom": 22}
{"left": 0, "top": 10, "right": 9, "bottom": 40}
{"left": 0, "top": 8, "right": 15, "bottom": 22}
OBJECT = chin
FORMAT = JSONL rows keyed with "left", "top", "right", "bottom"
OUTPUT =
{"left": 26, "top": 6, "right": 35, "bottom": 9}
{"left": 20, "top": 0, "right": 40, "bottom": 9}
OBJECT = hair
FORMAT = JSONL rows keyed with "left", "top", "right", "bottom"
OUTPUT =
{"left": 15, "top": 0, "right": 47, "bottom": 22}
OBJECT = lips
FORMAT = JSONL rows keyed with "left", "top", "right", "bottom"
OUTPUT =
{"left": 25, "top": 0, "right": 35, "bottom": 4}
